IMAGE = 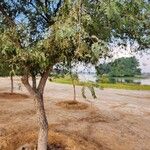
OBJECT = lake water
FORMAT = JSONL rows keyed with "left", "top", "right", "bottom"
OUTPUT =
{"left": 78, "top": 73, "right": 150, "bottom": 85}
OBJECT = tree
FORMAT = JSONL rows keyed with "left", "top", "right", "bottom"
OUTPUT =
{"left": 0, "top": 0, "right": 149, "bottom": 149}
{"left": 96, "top": 57, "right": 141, "bottom": 77}
{"left": 0, "top": 59, "right": 16, "bottom": 93}
{"left": 95, "top": 63, "right": 111, "bottom": 76}
{"left": 53, "top": 62, "right": 79, "bottom": 101}
{"left": 110, "top": 57, "right": 141, "bottom": 77}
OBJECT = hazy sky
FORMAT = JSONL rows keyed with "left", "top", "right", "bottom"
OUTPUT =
{"left": 76, "top": 49, "right": 150, "bottom": 73}
{"left": 136, "top": 53, "right": 150, "bottom": 73}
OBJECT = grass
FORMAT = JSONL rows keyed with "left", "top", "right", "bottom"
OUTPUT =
{"left": 100, "top": 83, "right": 150, "bottom": 90}
{"left": 51, "top": 76, "right": 150, "bottom": 91}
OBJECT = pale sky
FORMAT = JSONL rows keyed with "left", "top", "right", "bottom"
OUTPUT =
{"left": 76, "top": 49, "right": 150, "bottom": 73}
{"left": 135, "top": 54, "right": 150, "bottom": 73}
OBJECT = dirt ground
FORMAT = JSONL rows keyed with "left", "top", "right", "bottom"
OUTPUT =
{"left": 0, "top": 77, "right": 150, "bottom": 150}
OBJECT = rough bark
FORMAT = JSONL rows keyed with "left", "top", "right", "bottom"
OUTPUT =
{"left": 38, "top": 67, "right": 51, "bottom": 94}
{"left": 21, "top": 69, "right": 51, "bottom": 150}
{"left": 35, "top": 93, "right": 48, "bottom": 150}
{"left": 10, "top": 74, "right": 14, "bottom": 93}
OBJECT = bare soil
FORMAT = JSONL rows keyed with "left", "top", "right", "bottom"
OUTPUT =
{"left": 0, "top": 77, "right": 150, "bottom": 150}
{"left": 0, "top": 92, "right": 29, "bottom": 100}
{"left": 56, "top": 101, "right": 88, "bottom": 110}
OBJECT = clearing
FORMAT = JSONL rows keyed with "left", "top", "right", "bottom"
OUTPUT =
{"left": 0, "top": 77, "right": 150, "bottom": 150}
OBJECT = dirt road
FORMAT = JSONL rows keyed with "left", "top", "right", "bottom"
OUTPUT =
{"left": 0, "top": 77, "right": 150, "bottom": 150}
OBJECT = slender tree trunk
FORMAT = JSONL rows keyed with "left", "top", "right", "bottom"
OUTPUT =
{"left": 35, "top": 93, "right": 48, "bottom": 150}
{"left": 70, "top": 73, "right": 76, "bottom": 101}
{"left": 10, "top": 74, "right": 14, "bottom": 93}
{"left": 73, "top": 82, "right": 76, "bottom": 101}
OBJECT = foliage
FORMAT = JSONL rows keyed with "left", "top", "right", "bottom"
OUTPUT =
{"left": 83, "top": 0, "right": 150, "bottom": 51}
{"left": 96, "top": 57, "right": 141, "bottom": 77}
{"left": 95, "top": 63, "right": 111, "bottom": 76}
{"left": 98, "top": 74, "right": 110, "bottom": 83}
{"left": 0, "top": 63, "right": 11, "bottom": 76}
{"left": 110, "top": 57, "right": 141, "bottom": 77}
{"left": 0, "top": 0, "right": 149, "bottom": 78}
{"left": 81, "top": 85, "right": 97, "bottom": 99}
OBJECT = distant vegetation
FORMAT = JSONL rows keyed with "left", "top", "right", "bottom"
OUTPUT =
{"left": 96, "top": 57, "right": 141, "bottom": 77}
{"left": 95, "top": 57, "right": 142, "bottom": 84}
{"left": 51, "top": 75, "right": 150, "bottom": 91}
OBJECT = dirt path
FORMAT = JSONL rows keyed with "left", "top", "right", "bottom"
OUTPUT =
{"left": 0, "top": 77, "right": 150, "bottom": 150}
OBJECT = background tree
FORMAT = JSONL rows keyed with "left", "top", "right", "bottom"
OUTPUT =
{"left": 96, "top": 57, "right": 141, "bottom": 77}
{"left": 0, "top": 52, "right": 17, "bottom": 93}
{"left": 110, "top": 57, "right": 141, "bottom": 77}
{"left": 95, "top": 63, "right": 111, "bottom": 76}
{"left": 0, "top": 0, "right": 149, "bottom": 149}
{"left": 0, "top": 63, "right": 15, "bottom": 93}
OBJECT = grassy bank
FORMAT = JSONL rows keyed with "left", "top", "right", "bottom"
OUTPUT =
{"left": 50, "top": 76, "right": 150, "bottom": 91}
{"left": 100, "top": 83, "right": 150, "bottom": 90}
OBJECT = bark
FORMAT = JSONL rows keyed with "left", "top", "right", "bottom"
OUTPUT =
{"left": 32, "top": 75, "right": 37, "bottom": 90}
{"left": 35, "top": 93, "right": 48, "bottom": 150}
{"left": 10, "top": 74, "right": 14, "bottom": 93}
{"left": 21, "top": 68, "right": 51, "bottom": 150}
{"left": 38, "top": 67, "right": 51, "bottom": 94}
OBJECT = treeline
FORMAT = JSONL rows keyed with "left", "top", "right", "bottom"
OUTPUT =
{"left": 96, "top": 57, "right": 141, "bottom": 77}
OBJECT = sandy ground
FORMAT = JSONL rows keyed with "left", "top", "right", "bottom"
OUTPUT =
{"left": 0, "top": 77, "right": 150, "bottom": 150}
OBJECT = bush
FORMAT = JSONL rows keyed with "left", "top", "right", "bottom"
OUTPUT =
{"left": 99, "top": 74, "right": 110, "bottom": 83}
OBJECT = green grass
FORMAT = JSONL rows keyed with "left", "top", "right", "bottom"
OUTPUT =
{"left": 51, "top": 76, "right": 150, "bottom": 91}
{"left": 100, "top": 83, "right": 150, "bottom": 90}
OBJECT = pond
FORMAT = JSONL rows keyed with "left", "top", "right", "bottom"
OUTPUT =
{"left": 78, "top": 73, "right": 150, "bottom": 85}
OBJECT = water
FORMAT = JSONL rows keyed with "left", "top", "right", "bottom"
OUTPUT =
{"left": 78, "top": 73, "right": 150, "bottom": 85}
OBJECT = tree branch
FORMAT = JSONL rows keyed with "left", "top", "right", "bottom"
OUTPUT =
{"left": 21, "top": 74, "right": 36, "bottom": 96}
{"left": 31, "top": 74, "right": 37, "bottom": 91}
{"left": 37, "top": 67, "right": 52, "bottom": 94}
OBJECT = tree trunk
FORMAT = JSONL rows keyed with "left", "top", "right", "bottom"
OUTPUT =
{"left": 73, "top": 83, "right": 76, "bottom": 101}
{"left": 10, "top": 74, "right": 14, "bottom": 93}
{"left": 70, "top": 74, "right": 76, "bottom": 101}
{"left": 21, "top": 68, "right": 51, "bottom": 150}
{"left": 35, "top": 93, "right": 48, "bottom": 150}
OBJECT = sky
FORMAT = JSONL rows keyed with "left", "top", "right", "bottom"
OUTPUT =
{"left": 134, "top": 53, "right": 150, "bottom": 73}
{"left": 76, "top": 49, "right": 150, "bottom": 73}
